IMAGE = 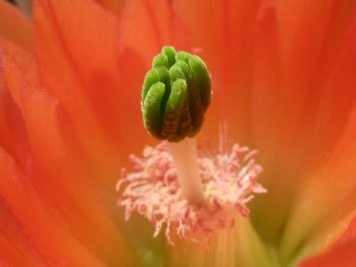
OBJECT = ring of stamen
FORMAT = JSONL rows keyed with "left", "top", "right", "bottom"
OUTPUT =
{"left": 117, "top": 141, "right": 266, "bottom": 246}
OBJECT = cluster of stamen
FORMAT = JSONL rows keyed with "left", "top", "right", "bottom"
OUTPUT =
{"left": 117, "top": 142, "right": 266, "bottom": 246}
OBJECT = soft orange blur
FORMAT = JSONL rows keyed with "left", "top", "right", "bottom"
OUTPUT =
{"left": 0, "top": 0, "right": 355, "bottom": 266}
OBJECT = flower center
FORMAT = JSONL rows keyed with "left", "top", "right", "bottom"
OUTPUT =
{"left": 117, "top": 138, "right": 266, "bottom": 246}
{"left": 117, "top": 46, "right": 266, "bottom": 246}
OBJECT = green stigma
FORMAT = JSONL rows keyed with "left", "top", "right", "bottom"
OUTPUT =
{"left": 142, "top": 46, "right": 211, "bottom": 142}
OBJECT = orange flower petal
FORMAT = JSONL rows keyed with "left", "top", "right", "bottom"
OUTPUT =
{"left": 248, "top": 5, "right": 291, "bottom": 243}
{"left": 94, "top": 0, "right": 124, "bottom": 16}
{"left": 307, "top": 20, "right": 356, "bottom": 167}
{"left": 1, "top": 47, "right": 105, "bottom": 265}
{"left": 0, "top": 0, "right": 33, "bottom": 51}
{"left": 300, "top": 218, "right": 356, "bottom": 267}
{"left": 279, "top": 104, "right": 356, "bottom": 262}
{"left": 1, "top": 40, "right": 134, "bottom": 266}
{"left": 33, "top": 0, "right": 139, "bottom": 185}
{"left": 271, "top": 0, "right": 356, "bottom": 163}
{"left": 0, "top": 146, "right": 106, "bottom": 267}
{"left": 121, "top": 0, "right": 191, "bottom": 66}
{"left": 0, "top": 199, "right": 48, "bottom": 267}
{"left": 340, "top": 217, "right": 356, "bottom": 242}
{"left": 301, "top": 239, "right": 356, "bottom": 267}
{"left": 250, "top": 1, "right": 356, "bottom": 244}
{"left": 251, "top": 0, "right": 356, "bottom": 176}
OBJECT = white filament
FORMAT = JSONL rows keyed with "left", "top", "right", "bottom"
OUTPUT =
{"left": 169, "top": 138, "right": 204, "bottom": 205}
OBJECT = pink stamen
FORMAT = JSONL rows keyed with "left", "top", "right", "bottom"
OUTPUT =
{"left": 117, "top": 141, "right": 266, "bottom": 246}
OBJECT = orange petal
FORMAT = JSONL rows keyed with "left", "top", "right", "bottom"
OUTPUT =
{"left": 33, "top": 0, "right": 139, "bottom": 185}
{"left": 94, "top": 0, "right": 124, "bottom": 16}
{"left": 307, "top": 19, "right": 356, "bottom": 167}
{"left": 279, "top": 103, "right": 356, "bottom": 262}
{"left": 340, "top": 217, "right": 356, "bottom": 242}
{"left": 0, "top": 145, "right": 106, "bottom": 267}
{"left": 301, "top": 239, "right": 356, "bottom": 267}
{"left": 0, "top": 199, "right": 48, "bottom": 267}
{"left": 0, "top": 40, "right": 134, "bottom": 266}
{"left": 121, "top": 0, "right": 191, "bottom": 66}
{"left": 299, "top": 218, "right": 356, "bottom": 267}
{"left": 272, "top": 0, "right": 356, "bottom": 163}
{"left": 249, "top": 4, "right": 292, "bottom": 243}
{"left": 0, "top": 62, "right": 31, "bottom": 172}
{"left": 251, "top": 1, "right": 356, "bottom": 174}
{"left": 250, "top": 1, "right": 356, "bottom": 244}
{"left": 1, "top": 49, "right": 106, "bottom": 265}
{"left": 278, "top": 16, "right": 356, "bottom": 255}
{"left": 0, "top": 0, "right": 33, "bottom": 51}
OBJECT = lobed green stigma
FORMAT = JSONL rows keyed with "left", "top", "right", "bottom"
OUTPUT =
{"left": 142, "top": 46, "right": 211, "bottom": 142}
